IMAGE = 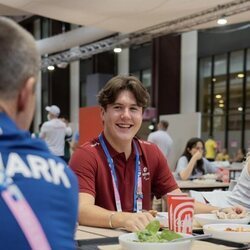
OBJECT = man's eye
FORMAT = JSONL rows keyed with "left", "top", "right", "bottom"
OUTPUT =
{"left": 131, "top": 107, "right": 139, "bottom": 111}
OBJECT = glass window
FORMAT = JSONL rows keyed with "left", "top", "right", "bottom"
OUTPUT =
{"left": 130, "top": 69, "right": 152, "bottom": 97}
{"left": 229, "top": 50, "right": 244, "bottom": 115}
{"left": 198, "top": 57, "right": 212, "bottom": 114}
{"left": 227, "top": 51, "right": 244, "bottom": 155}
{"left": 213, "top": 54, "right": 226, "bottom": 128}
{"left": 142, "top": 69, "right": 151, "bottom": 95}
{"left": 244, "top": 48, "right": 250, "bottom": 150}
{"left": 213, "top": 54, "right": 227, "bottom": 147}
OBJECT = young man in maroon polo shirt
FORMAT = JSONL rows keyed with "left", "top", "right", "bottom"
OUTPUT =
{"left": 69, "top": 75, "right": 245, "bottom": 232}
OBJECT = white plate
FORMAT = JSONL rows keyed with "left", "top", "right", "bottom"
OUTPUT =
{"left": 119, "top": 232, "right": 192, "bottom": 250}
{"left": 194, "top": 213, "right": 250, "bottom": 226}
{"left": 203, "top": 223, "right": 250, "bottom": 243}
{"left": 156, "top": 212, "right": 168, "bottom": 227}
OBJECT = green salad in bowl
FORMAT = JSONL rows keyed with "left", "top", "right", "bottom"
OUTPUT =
{"left": 136, "top": 220, "right": 182, "bottom": 242}
{"left": 119, "top": 220, "right": 192, "bottom": 250}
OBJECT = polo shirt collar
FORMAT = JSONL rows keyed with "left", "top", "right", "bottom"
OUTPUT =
{"left": 100, "top": 133, "right": 142, "bottom": 159}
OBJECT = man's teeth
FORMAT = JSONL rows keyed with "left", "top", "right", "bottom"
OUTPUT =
{"left": 117, "top": 124, "right": 131, "bottom": 128}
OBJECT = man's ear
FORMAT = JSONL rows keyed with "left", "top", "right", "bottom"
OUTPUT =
{"left": 100, "top": 107, "right": 105, "bottom": 119}
{"left": 17, "top": 77, "right": 36, "bottom": 112}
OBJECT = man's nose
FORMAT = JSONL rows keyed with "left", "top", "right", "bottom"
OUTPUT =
{"left": 121, "top": 108, "right": 131, "bottom": 118}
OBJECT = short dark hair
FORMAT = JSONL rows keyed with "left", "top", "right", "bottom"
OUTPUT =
{"left": 97, "top": 75, "right": 150, "bottom": 111}
{"left": 160, "top": 120, "right": 169, "bottom": 130}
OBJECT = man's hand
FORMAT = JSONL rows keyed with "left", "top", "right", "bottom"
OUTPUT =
{"left": 114, "top": 211, "right": 155, "bottom": 232}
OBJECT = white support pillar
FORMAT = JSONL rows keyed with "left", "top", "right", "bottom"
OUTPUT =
{"left": 70, "top": 60, "right": 80, "bottom": 131}
{"left": 33, "top": 18, "right": 42, "bottom": 132}
{"left": 180, "top": 31, "right": 198, "bottom": 114}
{"left": 117, "top": 48, "right": 129, "bottom": 75}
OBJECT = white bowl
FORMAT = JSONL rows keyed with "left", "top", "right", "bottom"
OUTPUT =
{"left": 119, "top": 232, "right": 192, "bottom": 250}
{"left": 203, "top": 224, "right": 250, "bottom": 243}
{"left": 194, "top": 213, "right": 250, "bottom": 226}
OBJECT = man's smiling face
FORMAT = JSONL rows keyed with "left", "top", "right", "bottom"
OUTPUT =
{"left": 101, "top": 90, "right": 143, "bottom": 146}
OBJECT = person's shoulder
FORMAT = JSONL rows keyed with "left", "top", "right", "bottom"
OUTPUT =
{"left": 73, "top": 137, "right": 101, "bottom": 154}
{"left": 178, "top": 155, "right": 187, "bottom": 162}
{"left": 41, "top": 120, "right": 50, "bottom": 127}
{"left": 137, "top": 137, "right": 161, "bottom": 154}
{"left": 138, "top": 137, "right": 154, "bottom": 147}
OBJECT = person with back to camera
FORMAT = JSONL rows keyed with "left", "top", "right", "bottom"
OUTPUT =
{"left": 69, "top": 75, "right": 245, "bottom": 232}
{"left": 175, "top": 137, "right": 216, "bottom": 180}
{"left": 147, "top": 120, "right": 173, "bottom": 159}
{"left": 40, "top": 105, "right": 72, "bottom": 161}
{"left": 0, "top": 17, "right": 78, "bottom": 250}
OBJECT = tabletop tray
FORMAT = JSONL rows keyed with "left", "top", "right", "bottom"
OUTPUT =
{"left": 77, "top": 236, "right": 119, "bottom": 250}
{"left": 200, "top": 238, "right": 250, "bottom": 250}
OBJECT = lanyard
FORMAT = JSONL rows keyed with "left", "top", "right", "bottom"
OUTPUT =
{"left": 98, "top": 134, "right": 143, "bottom": 212}
{"left": 0, "top": 170, "right": 51, "bottom": 250}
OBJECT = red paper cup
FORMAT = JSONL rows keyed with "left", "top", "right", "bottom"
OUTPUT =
{"left": 167, "top": 193, "right": 188, "bottom": 230}
{"left": 167, "top": 194, "right": 194, "bottom": 234}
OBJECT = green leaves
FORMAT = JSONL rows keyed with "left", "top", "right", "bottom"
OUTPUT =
{"left": 160, "top": 229, "right": 182, "bottom": 241}
{"left": 136, "top": 220, "right": 182, "bottom": 243}
{"left": 146, "top": 220, "right": 160, "bottom": 234}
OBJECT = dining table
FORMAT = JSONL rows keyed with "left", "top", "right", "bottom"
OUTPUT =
{"left": 75, "top": 223, "right": 248, "bottom": 250}
{"left": 176, "top": 180, "right": 230, "bottom": 191}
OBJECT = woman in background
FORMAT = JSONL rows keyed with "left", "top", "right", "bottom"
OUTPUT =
{"left": 175, "top": 137, "right": 216, "bottom": 180}
{"left": 232, "top": 148, "right": 246, "bottom": 163}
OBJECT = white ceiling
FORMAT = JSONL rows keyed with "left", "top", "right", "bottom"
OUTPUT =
{"left": 0, "top": 0, "right": 250, "bottom": 34}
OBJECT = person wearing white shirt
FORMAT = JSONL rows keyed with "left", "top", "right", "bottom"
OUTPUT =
{"left": 226, "top": 157, "right": 250, "bottom": 210}
{"left": 147, "top": 120, "right": 173, "bottom": 159}
{"left": 40, "top": 105, "right": 72, "bottom": 159}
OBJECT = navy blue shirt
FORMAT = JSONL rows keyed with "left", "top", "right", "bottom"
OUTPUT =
{"left": 0, "top": 113, "right": 78, "bottom": 250}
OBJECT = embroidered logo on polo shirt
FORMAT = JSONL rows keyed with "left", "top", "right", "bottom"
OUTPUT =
{"left": 91, "top": 142, "right": 100, "bottom": 147}
{"left": 142, "top": 166, "right": 150, "bottom": 180}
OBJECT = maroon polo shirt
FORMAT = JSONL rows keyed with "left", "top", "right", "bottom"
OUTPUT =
{"left": 69, "top": 134, "right": 178, "bottom": 212}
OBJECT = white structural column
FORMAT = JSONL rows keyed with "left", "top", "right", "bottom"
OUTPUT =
{"left": 180, "top": 31, "right": 198, "bottom": 114}
{"left": 117, "top": 48, "right": 129, "bottom": 75}
{"left": 70, "top": 60, "right": 80, "bottom": 131}
{"left": 33, "top": 19, "right": 42, "bottom": 132}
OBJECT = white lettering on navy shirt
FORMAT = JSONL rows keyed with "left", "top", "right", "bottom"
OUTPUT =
{"left": 1, "top": 153, "right": 71, "bottom": 188}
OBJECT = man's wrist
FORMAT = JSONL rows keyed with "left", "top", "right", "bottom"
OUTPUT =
{"left": 109, "top": 212, "right": 116, "bottom": 228}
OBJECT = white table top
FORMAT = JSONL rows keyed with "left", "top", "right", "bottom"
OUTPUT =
{"left": 176, "top": 180, "right": 229, "bottom": 190}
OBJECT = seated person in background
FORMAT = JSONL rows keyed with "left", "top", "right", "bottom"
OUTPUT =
{"left": 175, "top": 137, "right": 216, "bottom": 180}
{"left": 226, "top": 153, "right": 250, "bottom": 210}
{"left": 194, "top": 155, "right": 250, "bottom": 212}
{"left": 215, "top": 148, "right": 230, "bottom": 161}
{"left": 205, "top": 136, "right": 217, "bottom": 161}
{"left": 69, "top": 76, "right": 244, "bottom": 232}
{"left": 0, "top": 17, "right": 78, "bottom": 249}
{"left": 232, "top": 148, "right": 246, "bottom": 163}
